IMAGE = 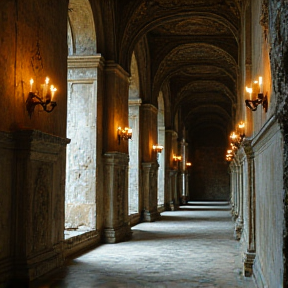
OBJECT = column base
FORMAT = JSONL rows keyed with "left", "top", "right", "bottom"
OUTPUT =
{"left": 243, "top": 251, "right": 256, "bottom": 277}
{"left": 180, "top": 195, "right": 188, "bottom": 205}
{"left": 142, "top": 210, "right": 160, "bottom": 222}
{"left": 103, "top": 224, "right": 131, "bottom": 244}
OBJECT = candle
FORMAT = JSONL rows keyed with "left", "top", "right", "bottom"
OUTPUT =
{"left": 246, "top": 87, "right": 252, "bottom": 100}
{"left": 30, "top": 79, "right": 34, "bottom": 92}
{"left": 50, "top": 85, "right": 57, "bottom": 101}
{"left": 43, "top": 77, "right": 49, "bottom": 99}
{"left": 259, "top": 76, "right": 263, "bottom": 93}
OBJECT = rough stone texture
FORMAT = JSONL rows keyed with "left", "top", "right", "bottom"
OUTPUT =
{"left": 190, "top": 147, "right": 230, "bottom": 201}
{"left": 30, "top": 203, "right": 255, "bottom": 288}
{"left": 65, "top": 56, "right": 99, "bottom": 230}
{"left": 128, "top": 100, "right": 141, "bottom": 214}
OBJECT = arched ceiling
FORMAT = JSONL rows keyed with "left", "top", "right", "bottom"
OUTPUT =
{"left": 116, "top": 0, "right": 242, "bottom": 143}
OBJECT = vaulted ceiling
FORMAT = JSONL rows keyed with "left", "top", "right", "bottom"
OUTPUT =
{"left": 118, "top": 0, "right": 242, "bottom": 144}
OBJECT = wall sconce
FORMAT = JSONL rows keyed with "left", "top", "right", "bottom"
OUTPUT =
{"left": 117, "top": 127, "right": 132, "bottom": 144}
{"left": 226, "top": 149, "right": 234, "bottom": 162}
{"left": 153, "top": 145, "right": 164, "bottom": 153}
{"left": 245, "top": 77, "right": 268, "bottom": 112}
{"left": 26, "top": 77, "right": 57, "bottom": 118}
{"left": 173, "top": 155, "right": 182, "bottom": 161}
{"left": 186, "top": 162, "right": 192, "bottom": 167}
{"left": 237, "top": 121, "right": 245, "bottom": 140}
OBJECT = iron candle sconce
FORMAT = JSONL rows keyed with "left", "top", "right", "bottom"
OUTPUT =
{"left": 245, "top": 77, "right": 268, "bottom": 112}
{"left": 26, "top": 77, "right": 57, "bottom": 118}
{"left": 152, "top": 145, "right": 164, "bottom": 153}
{"left": 117, "top": 127, "right": 132, "bottom": 144}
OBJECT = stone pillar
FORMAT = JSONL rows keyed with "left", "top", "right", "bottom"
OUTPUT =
{"left": 128, "top": 98, "right": 142, "bottom": 214}
{"left": 179, "top": 138, "right": 188, "bottom": 204}
{"left": 103, "top": 152, "right": 131, "bottom": 243}
{"left": 66, "top": 55, "right": 104, "bottom": 230}
{"left": 242, "top": 140, "right": 256, "bottom": 277}
{"left": 3, "top": 130, "right": 69, "bottom": 284}
{"left": 165, "top": 129, "right": 179, "bottom": 210}
{"left": 102, "top": 62, "right": 131, "bottom": 243}
{"left": 140, "top": 104, "right": 160, "bottom": 221}
{"left": 234, "top": 161, "right": 244, "bottom": 240}
{"left": 170, "top": 169, "right": 179, "bottom": 210}
{"left": 142, "top": 162, "right": 160, "bottom": 221}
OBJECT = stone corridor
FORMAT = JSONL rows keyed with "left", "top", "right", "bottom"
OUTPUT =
{"left": 32, "top": 202, "right": 255, "bottom": 288}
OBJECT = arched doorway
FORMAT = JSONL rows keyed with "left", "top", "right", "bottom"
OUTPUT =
{"left": 65, "top": 0, "right": 97, "bottom": 238}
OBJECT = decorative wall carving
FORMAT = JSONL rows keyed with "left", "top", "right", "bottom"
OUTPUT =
{"left": 32, "top": 165, "right": 50, "bottom": 252}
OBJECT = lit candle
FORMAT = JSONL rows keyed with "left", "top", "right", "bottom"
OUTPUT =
{"left": 50, "top": 85, "right": 57, "bottom": 101}
{"left": 246, "top": 87, "right": 252, "bottom": 100}
{"left": 43, "top": 77, "right": 49, "bottom": 99}
{"left": 259, "top": 76, "right": 263, "bottom": 93}
{"left": 30, "top": 79, "right": 34, "bottom": 92}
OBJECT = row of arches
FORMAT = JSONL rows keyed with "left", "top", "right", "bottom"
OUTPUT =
{"left": 65, "top": 1, "right": 166, "bottom": 235}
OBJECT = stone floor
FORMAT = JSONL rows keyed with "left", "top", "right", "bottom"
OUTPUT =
{"left": 32, "top": 202, "right": 255, "bottom": 288}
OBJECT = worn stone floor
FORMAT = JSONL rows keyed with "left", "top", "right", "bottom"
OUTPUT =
{"left": 32, "top": 202, "right": 255, "bottom": 288}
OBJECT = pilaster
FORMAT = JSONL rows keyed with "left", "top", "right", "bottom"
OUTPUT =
{"left": 165, "top": 129, "right": 179, "bottom": 209}
{"left": 2, "top": 130, "right": 69, "bottom": 284}
{"left": 141, "top": 162, "right": 160, "bottom": 222}
{"left": 103, "top": 152, "right": 131, "bottom": 243}
{"left": 242, "top": 139, "right": 256, "bottom": 277}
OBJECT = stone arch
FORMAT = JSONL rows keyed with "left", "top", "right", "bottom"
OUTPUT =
{"left": 67, "top": 0, "right": 97, "bottom": 56}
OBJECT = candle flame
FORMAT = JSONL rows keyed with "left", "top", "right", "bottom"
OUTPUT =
{"left": 246, "top": 87, "right": 252, "bottom": 94}
{"left": 45, "top": 77, "right": 50, "bottom": 85}
{"left": 238, "top": 121, "right": 245, "bottom": 129}
{"left": 30, "top": 79, "right": 34, "bottom": 85}
{"left": 50, "top": 85, "right": 57, "bottom": 93}
{"left": 259, "top": 76, "right": 263, "bottom": 85}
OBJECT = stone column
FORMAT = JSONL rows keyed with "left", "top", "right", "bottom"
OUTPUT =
{"left": 140, "top": 104, "right": 160, "bottom": 221}
{"left": 179, "top": 138, "right": 188, "bottom": 204}
{"left": 234, "top": 161, "right": 244, "bottom": 240}
{"left": 142, "top": 162, "right": 160, "bottom": 221}
{"left": 103, "top": 152, "right": 131, "bottom": 243}
{"left": 165, "top": 129, "right": 179, "bottom": 210}
{"left": 5, "top": 130, "right": 69, "bottom": 284}
{"left": 242, "top": 140, "right": 256, "bottom": 277}
{"left": 102, "top": 62, "right": 131, "bottom": 243}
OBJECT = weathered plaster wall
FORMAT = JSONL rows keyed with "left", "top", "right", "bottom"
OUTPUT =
{"left": 253, "top": 119, "right": 284, "bottom": 288}
{"left": 0, "top": 0, "right": 68, "bottom": 137}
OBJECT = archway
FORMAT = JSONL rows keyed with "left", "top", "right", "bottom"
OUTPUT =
{"left": 65, "top": 0, "right": 97, "bottom": 238}
{"left": 128, "top": 52, "right": 141, "bottom": 215}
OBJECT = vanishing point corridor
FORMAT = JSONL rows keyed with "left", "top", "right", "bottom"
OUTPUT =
{"left": 32, "top": 202, "right": 255, "bottom": 288}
